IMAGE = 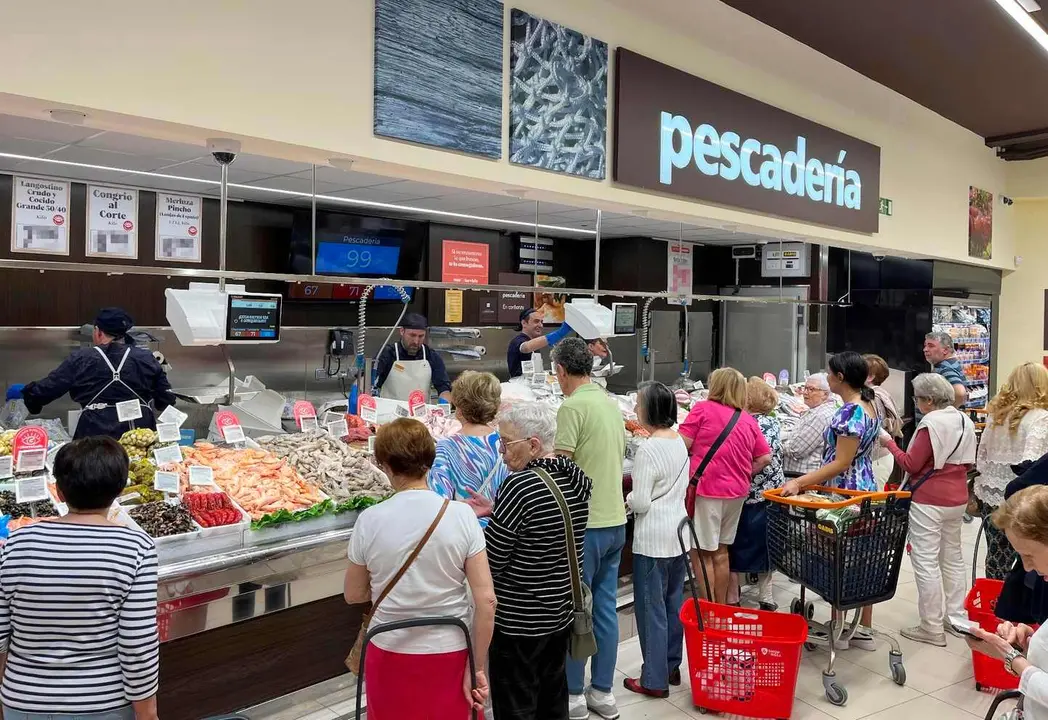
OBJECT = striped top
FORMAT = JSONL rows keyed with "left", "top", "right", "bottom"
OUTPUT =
{"left": 429, "top": 432, "right": 508, "bottom": 527}
{"left": 628, "top": 435, "right": 689, "bottom": 558}
{"left": 0, "top": 522, "right": 159, "bottom": 713}
{"left": 485, "top": 456, "right": 591, "bottom": 636}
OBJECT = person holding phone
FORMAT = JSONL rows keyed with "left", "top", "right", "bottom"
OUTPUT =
{"left": 967, "top": 485, "right": 1048, "bottom": 720}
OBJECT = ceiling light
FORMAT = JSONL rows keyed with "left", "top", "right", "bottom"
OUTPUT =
{"left": 328, "top": 157, "right": 355, "bottom": 171}
{"left": 0, "top": 151, "right": 594, "bottom": 237}
{"left": 48, "top": 109, "right": 87, "bottom": 125}
{"left": 1019, "top": 0, "right": 1041, "bottom": 12}
{"left": 994, "top": 0, "right": 1048, "bottom": 54}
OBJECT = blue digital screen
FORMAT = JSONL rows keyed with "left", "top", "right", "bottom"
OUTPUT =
{"left": 373, "top": 286, "right": 414, "bottom": 301}
{"left": 316, "top": 239, "right": 400, "bottom": 276}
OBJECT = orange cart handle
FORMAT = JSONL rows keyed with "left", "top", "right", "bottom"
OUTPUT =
{"left": 762, "top": 485, "right": 911, "bottom": 510}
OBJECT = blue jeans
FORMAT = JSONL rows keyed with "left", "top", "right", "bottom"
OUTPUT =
{"left": 632, "top": 554, "right": 686, "bottom": 691}
{"left": 567, "top": 525, "right": 626, "bottom": 695}
{"left": 3, "top": 707, "right": 134, "bottom": 720}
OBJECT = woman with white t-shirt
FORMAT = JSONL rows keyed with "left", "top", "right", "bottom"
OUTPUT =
{"left": 344, "top": 418, "right": 497, "bottom": 720}
{"left": 623, "top": 381, "right": 690, "bottom": 699}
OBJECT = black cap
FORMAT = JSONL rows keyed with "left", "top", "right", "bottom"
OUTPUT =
{"left": 518, "top": 307, "right": 537, "bottom": 331}
{"left": 95, "top": 308, "right": 134, "bottom": 338}
{"left": 402, "top": 313, "right": 428, "bottom": 330}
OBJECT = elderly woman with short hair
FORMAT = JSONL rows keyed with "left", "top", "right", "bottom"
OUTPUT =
{"left": 878, "top": 373, "right": 977, "bottom": 647}
{"left": 466, "top": 404, "right": 592, "bottom": 720}
{"left": 782, "top": 372, "right": 837, "bottom": 477}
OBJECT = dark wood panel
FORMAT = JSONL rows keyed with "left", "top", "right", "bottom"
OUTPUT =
{"left": 159, "top": 597, "right": 367, "bottom": 720}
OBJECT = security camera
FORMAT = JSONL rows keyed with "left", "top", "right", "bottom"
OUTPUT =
{"left": 872, "top": 253, "right": 886, "bottom": 261}
{"left": 206, "top": 138, "right": 241, "bottom": 166}
{"left": 1001, "top": 196, "right": 1014, "bottom": 206}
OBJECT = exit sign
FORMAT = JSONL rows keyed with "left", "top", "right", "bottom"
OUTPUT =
{"left": 879, "top": 197, "right": 893, "bottom": 216}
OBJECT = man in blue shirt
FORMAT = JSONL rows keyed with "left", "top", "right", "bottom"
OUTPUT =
{"left": 923, "top": 331, "right": 968, "bottom": 408}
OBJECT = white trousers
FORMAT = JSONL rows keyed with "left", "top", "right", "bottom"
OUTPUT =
{"left": 908, "top": 502, "right": 968, "bottom": 634}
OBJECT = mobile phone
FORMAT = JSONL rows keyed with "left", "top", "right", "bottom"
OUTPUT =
{"left": 952, "top": 619, "right": 981, "bottom": 638}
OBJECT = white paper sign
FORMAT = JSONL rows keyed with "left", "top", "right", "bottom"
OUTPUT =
{"left": 323, "top": 412, "right": 342, "bottom": 426}
{"left": 11, "top": 177, "right": 70, "bottom": 255}
{"left": 158, "top": 405, "right": 188, "bottom": 427}
{"left": 300, "top": 416, "right": 319, "bottom": 433}
{"left": 15, "top": 449, "right": 46, "bottom": 474}
{"left": 116, "top": 399, "right": 143, "bottom": 422}
{"left": 86, "top": 185, "right": 138, "bottom": 258}
{"left": 153, "top": 444, "right": 183, "bottom": 466}
{"left": 156, "top": 422, "right": 181, "bottom": 444}
{"left": 367, "top": 435, "right": 375, "bottom": 455}
{"left": 153, "top": 471, "right": 181, "bottom": 494}
{"left": 188, "top": 465, "right": 214, "bottom": 486}
{"left": 155, "top": 193, "right": 202, "bottom": 263}
{"left": 222, "top": 425, "right": 246, "bottom": 444}
{"left": 394, "top": 404, "right": 410, "bottom": 418}
{"left": 0, "top": 456, "right": 12, "bottom": 479}
{"left": 15, "top": 474, "right": 49, "bottom": 504}
{"left": 521, "top": 360, "right": 534, "bottom": 376}
{"left": 667, "top": 242, "right": 694, "bottom": 306}
{"left": 327, "top": 419, "right": 349, "bottom": 439}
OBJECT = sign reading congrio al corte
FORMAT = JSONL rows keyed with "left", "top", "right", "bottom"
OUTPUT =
{"left": 613, "top": 49, "right": 881, "bottom": 234}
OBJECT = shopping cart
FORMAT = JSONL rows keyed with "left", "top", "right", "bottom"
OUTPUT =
{"left": 676, "top": 518, "right": 809, "bottom": 719}
{"left": 764, "top": 486, "right": 912, "bottom": 706}
{"left": 354, "top": 616, "right": 479, "bottom": 720}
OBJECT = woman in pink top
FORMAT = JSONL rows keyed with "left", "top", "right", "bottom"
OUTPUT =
{"left": 679, "top": 368, "right": 772, "bottom": 604}
{"left": 878, "top": 373, "right": 977, "bottom": 647}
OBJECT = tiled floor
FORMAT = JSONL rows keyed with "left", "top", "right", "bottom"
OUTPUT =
{"left": 251, "top": 518, "right": 1017, "bottom": 720}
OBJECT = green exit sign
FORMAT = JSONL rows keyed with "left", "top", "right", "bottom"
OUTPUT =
{"left": 879, "top": 197, "right": 893, "bottom": 216}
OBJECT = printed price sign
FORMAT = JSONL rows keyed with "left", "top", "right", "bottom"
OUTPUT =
{"left": 359, "top": 394, "right": 378, "bottom": 424}
{"left": 323, "top": 411, "right": 343, "bottom": 426}
{"left": 430, "top": 406, "right": 446, "bottom": 418}
{"left": 394, "top": 404, "right": 409, "bottom": 418}
{"left": 158, "top": 405, "right": 188, "bottom": 427}
{"left": 327, "top": 419, "right": 349, "bottom": 439}
{"left": 667, "top": 242, "right": 693, "bottom": 306}
{"left": 116, "top": 399, "right": 143, "bottom": 422}
{"left": 408, "top": 390, "right": 428, "bottom": 419}
{"left": 521, "top": 360, "right": 534, "bottom": 376}
{"left": 294, "top": 401, "right": 317, "bottom": 429}
{"left": 156, "top": 422, "right": 181, "bottom": 444}
{"left": 117, "top": 491, "right": 143, "bottom": 505}
{"left": 0, "top": 456, "right": 12, "bottom": 480}
{"left": 300, "top": 416, "right": 319, "bottom": 433}
{"left": 188, "top": 465, "right": 214, "bottom": 486}
{"left": 15, "top": 474, "right": 49, "bottom": 504}
{"left": 153, "top": 444, "right": 183, "bottom": 466}
{"left": 215, "top": 410, "right": 245, "bottom": 444}
{"left": 367, "top": 435, "right": 375, "bottom": 455}
{"left": 153, "top": 471, "right": 180, "bottom": 494}
{"left": 15, "top": 449, "right": 46, "bottom": 474}
{"left": 12, "top": 426, "right": 48, "bottom": 467}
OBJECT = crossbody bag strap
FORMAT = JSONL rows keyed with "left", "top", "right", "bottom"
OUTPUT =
{"left": 534, "top": 468, "right": 583, "bottom": 611}
{"left": 907, "top": 416, "right": 967, "bottom": 494}
{"left": 650, "top": 457, "right": 690, "bottom": 504}
{"left": 688, "top": 409, "right": 742, "bottom": 490}
{"left": 372, "top": 498, "right": 449, "bottom": 610}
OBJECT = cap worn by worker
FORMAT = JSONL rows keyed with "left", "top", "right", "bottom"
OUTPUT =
{"left": 402, "top": 313, "right": 428, "bottom": 331}
{"left": 95, "top": 308, "right": 134, "bottom": 337}
{"left": 518, "top": 307, "right": 537, "bottom": 330}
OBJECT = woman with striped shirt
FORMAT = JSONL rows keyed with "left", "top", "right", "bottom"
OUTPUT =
{"left": 0, "top": 436, "right": 159, "bottom": 720}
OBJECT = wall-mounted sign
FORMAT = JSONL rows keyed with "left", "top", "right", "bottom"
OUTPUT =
{"left": 11, "top": 177, "right": 70, "bottom": 255}
{"left": 441, "top": 240, "right": 489, "bottom": 285}
{"left": 667, "top": 242, "right": 693, "bottom": 305}
{"left": 86, "top": 185, "right": 138, "bottom": 258}
{"left": 155, "top": 193, "right": 202, "bottom": 262}
{"left": 613, "top": 49, "right": 881, "bottom": 234}
{"left": 761, "top": 242, "right": 810, "bottom": 278}
{"left": 498, "top": 273, "right": 531, "bottom": 325}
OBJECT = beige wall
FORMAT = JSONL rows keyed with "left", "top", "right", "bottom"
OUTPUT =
{"left": 998, "top": 200, "right": 1048, "bottom": 384}
{"left": 0, "top": 0, "right": 1017, "bottom": 269}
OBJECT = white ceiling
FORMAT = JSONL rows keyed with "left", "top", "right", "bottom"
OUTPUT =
{"left": 0, "top": 113, "right": 776, "bottom": 245}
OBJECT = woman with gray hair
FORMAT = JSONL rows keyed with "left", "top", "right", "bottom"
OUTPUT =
{"left": 466, "top": 403, "right": 592, "bottom": 720}
{"left": 877, "top": 372, "right": 978, "bottom": 647}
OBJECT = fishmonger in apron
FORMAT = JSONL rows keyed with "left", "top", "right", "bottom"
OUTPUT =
{"left": 379, "top": 345, "right": 432, "bottom": 402}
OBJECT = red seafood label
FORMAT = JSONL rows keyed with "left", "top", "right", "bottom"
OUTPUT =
{"left": 215, "top": 411, "right": 239, "bottom": 429}
{"left": 408, "top": 390, "right": 427, "bottom": 419}
{"left": 293, "top": 401, "right": 317, "bottom": 427}
{"left": 358, "top": 395, "right": 377, "bottom": 424}
{"left": 12, "top": 426, "right": 48, "bottom": 456}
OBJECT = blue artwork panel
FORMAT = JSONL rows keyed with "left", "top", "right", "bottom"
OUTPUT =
{"left": 509, "top": 9, "right": 608, "bottom": 179}
{"left": 374, "top": 0, "right": 504, "bottom": 159}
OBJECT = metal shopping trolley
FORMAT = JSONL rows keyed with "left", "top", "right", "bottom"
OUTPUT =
{"left": 355, "top": 616, "right": 480, "bottom": 720}
{"left": 764, "top": 486, "right": 912, "bottom": 706}
{"left": 677, "top": 518, "right": 809, "bottom": 719}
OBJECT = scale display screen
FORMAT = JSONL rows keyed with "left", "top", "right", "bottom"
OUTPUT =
{"left": 226, "top": 293, "right": 282, "bottom": 342}
{"left": 315, "top": 235, "right": 401, "bottom": 276}
{"left": 612, "top": 303, "right": 638, "bottom": 335}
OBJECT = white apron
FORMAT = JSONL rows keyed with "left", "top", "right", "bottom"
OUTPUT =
{"left": 82, "top": 346, "right": 149, "bottom": 424}
{"left": 379, "top": 345, "right": 432, "bottom": 402}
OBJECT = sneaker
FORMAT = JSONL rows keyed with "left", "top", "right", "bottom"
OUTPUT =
{"left": 668, "top": 668, "right": 682, "bottom": 686}
{"left": 585, "top": 686, "right": 620, "bottom": 720}
{"left": 759, "top": 601, "right": 779, "bottom": 612}
{"left": 901, "top": 625, "right": 948, "bottom": 647}
{"left": 623, "top": 677, "right": 669, "bottom": 698}
{"left": 847, "top": 627, "right": 878, "bottom": 652}
{"left": 569, "top": 693, "right": 590, "bottom": 720}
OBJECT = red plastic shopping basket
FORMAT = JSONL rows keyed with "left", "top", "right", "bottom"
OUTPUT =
{"left": 965, "top": 579, "right": 1038, "bottom": 691}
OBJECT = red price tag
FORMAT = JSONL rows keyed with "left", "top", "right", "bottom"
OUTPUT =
{"left": 215, "top": 411, "right": 245, "bottom": 443}
{"left": 293, "top": 401, "right": 317, "bottom": 428}
{"left": 359, "top": 394, "right": 378, "bottom": 424}
{"left": 13, "top": 426, "right": 48, "bottom": 474}
{"left": 407, "top": 390, "right": 428, "bottom": 419}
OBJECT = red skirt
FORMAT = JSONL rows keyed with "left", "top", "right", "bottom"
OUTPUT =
{"left": 365, "top": 645, "right": 470, "bottom": 720}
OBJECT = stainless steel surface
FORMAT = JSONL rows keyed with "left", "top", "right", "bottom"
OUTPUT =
{"left": 687, "top": 311, "right": 714, "bottom": 380}
{"left": 223, "top": 344, "right": 236, "bottom": 411}
{"left": 311, "top": 164, "right": 317, "bottom": 278}
{"left": 594, "top": 209, "right": 602, "bottom": 300}
{"left": 720, "top": 286, "right": 809, "bottom": 380}
{"left": 219, "top": 162, "right": 229, "bottom": 293}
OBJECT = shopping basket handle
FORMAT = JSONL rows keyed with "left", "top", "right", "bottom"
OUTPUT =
{"left": 677, "top": 517, "right": 711, "bottom": 633}
{"left": 763, "top": 486, "right": 910, "bottom": 509}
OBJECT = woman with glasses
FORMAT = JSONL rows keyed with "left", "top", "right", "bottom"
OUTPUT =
{"left": 466, "top": 404, "right": 591, "bottom": 720}
{"left": 782, "top": 373, "right": 837, "bottom": 477}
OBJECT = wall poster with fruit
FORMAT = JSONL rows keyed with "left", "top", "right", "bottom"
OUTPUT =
{"left": 968, "top": 186, "right": 993, "bottom": 260}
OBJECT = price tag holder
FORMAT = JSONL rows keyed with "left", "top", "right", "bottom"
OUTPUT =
{"left": 430, "top": 406, "right": 446, "bottom": 418}
{"left": 156, "top": 422, "right": 181, "bottom": 444}
{"left": 154, "top": 471, "right": 181, "bottom": 495}
{"left": 215, "top": 410, "right": 244, "bottom": 444}
{"left": 116, "top": 399, "right": 143, "bottom": 422}
{"left": 323, "top": 411, "right": 342, "bottom": 427}
{"left": 327, "top": 419, "right": 349, "bottom": 439}
{"left": 394, "top": 404, "right": 409, "bottom": 418}
{"left": 117, "top": 491, "right": 143, "bottom": 505}
{"left": 188, "top": 465, "right": 214, "bottom": 486}
{"left": 15, "top": 474, "right": 49, "bottom": 504}
{"left": 521, "top": 360, "right": 534, "bottom": 376}
{"left": 294, "top": 401, "right": 318, "bottom": 430}
{"left": 359, "top": 395, "right": 378, "bottom": 424}
{"left": 15, "top": 449, "right": 46, "bottom": 474}
{"left": 367, "top": 435, "right": 375, "bottom": 455}
{"left": 0, "top": 456, "right": 12, "bottom": 480}
{"left": 222, "top": 425, "right": 246, "bottom": 444}
{"left": 158, "top": 405, "right": 188, "bottom": 427}
{"left": 408, "top": 390, "right": 428, "bottom": 419}
{"left": 154, "top": 444, "right": 184, "bottom": 466}
{"left": 300, "top": 416, "right": 319, "bottom": 433}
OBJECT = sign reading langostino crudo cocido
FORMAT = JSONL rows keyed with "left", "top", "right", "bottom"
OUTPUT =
{"left": 613, "top": 49, "right": 881, "bottom": 234}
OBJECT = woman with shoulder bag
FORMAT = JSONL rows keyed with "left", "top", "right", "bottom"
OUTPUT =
{"left": 344, "top": 418, "right": 496, "bottom": 720}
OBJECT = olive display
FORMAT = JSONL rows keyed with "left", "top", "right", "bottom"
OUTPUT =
{"left": 119, "top": 429, "right": 157, "bottom": 463}
{"left": 128, "top": 501, "right": 195, "bottom": 538}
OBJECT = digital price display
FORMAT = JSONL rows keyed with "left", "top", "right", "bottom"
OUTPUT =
{"left": 226, "top": 293, "right": 282, "bottom": 343}
{"left": 315, "top": 234, "right": 401, "bottom": 276}
{"left": 612, "top": 303, "right": 638, "bottom": 335}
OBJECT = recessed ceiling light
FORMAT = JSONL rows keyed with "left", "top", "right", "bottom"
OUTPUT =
{"left": 49, "top": 109, "right": 87, "bottom": 125}
{"left": 328, "top": 157, "right": 355, "bottom": 171}
{"left": 995, "top": 0, "right": 1048, "bottom": 54}
{"left": 1019, "top": 0, "right": 1041, "bottom": 12}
